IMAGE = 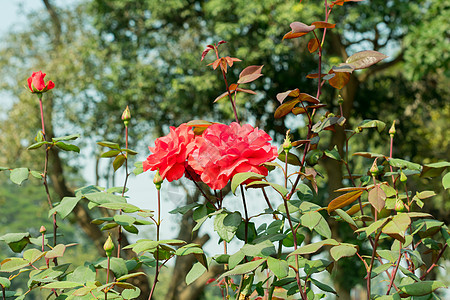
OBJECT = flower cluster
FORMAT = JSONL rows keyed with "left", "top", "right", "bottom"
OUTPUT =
{"left": 143, "top": 122, "right": 277, "bottom": 190}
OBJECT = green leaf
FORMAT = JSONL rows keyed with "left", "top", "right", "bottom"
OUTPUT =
{"left": 443, "top": 172, "right": 450, "bottom": 189}
{"left": 27, "top": 141, "right": 46, "bottom": 150}
{"left": 66, "top": 266, "right": 96, "bottom": 283}
{"left": 335, "top": 209, "right": 358, "bottom": 229}
{"left": 219, "top": 258, "right": 266, "bottom": 279}
{"left": 97, "top": 141, "right": 120, "bottom": 149}
{"left": 10, "top": 168, "right": 29, "bottom": 185}
{"left": 186, "top": 261, "right": 207, "bottom": 285}
{"left": 113, "top": 154, "right": 126, "bottom": 171}
{"left": 99, "top": 202, "right": 140, "bottom": 213}
{"left": 45, "top": 244, "right": 66, "bottom": 259}
{"left": 116, "top": 272, "right": 147, "bottom": 282}
{"left": 85, "top": 192, "right": 126, "bottom": 208}
{"left": 398, "top": 281, "right": 447, "bottom": 296}
{"left": 288, "top": 239, "right": 339, "bottom": 257}
{"left": 114, "top": 215, "right": 136, "bottom": 226}
{"left": 0, "top": 277, "right": 11, "bottom": 289}
{"left": 314, "top": 214, "right": 332, "bottom": 239}
{"left": 421, "top": 161, "right": 450, "bottom": 178}
{"left": 300, "top": 211, "right": 321, "bottom": 231}
{"left": 241, "top": 240, "right": 276, "bottom": 258}
{"left": 388, "top": 158, "right": 422, "bottom": 171}
{"left": 246, "top": 181, "right": 288, "bottom": 196}
{"left": 133, "top": 161, "right": 144, "bottom": 175}
{"left": 214, "top": 212, "right": 242, "bottom": 243}
{"left": 23, "top": 249, "right": 45, "bottom": 264}
{"left": 95, "top": 257, "right": 128, "bottom": 278}
{"left": 175, "top": 245, "right": 203, "bottom": 256}
{"left": 324, "top": 146, "right": 341, "bottom": 161}
{"left": 278, "top": 151, "right": 302, "bottom": 166}
{"left": 231, "top": 172, "right": 265, "bottom": 194}
{"left": 382, "top": 213, "right": 411, "bottom": 243}
{"left": 330, "top": 244, "right": 357, "bottom": 261}
{"left": 53, "top": 134, "right": 80, "bottom": 142}
{"left": 55, "top": 141, "right": 80, "bottom": 153}
{"left": 0, "top": 258, "right": 29, "bottom": 272}
{"left": 355, "top": 119, "right": 386, "bottom": 133}
{"left": 122, "top": 287, "right": 141, "bottom": 299}
{"left": 101, "top": 149, "right": 121, "bottom": 158}
{"left": 267, "top": 257, "right": 289, "bottom": 279}
{"left": 0, "top": 232, "right": 31, "bottom": 253}
{"left": 310, "top": 277, "right": 337, "bottom": 294}
{"left": 169, "top": 203, "right": 200, "bottom": 215}
{"left": 123, "top": 148, "right": 138, "bottom": 155}
{"left": 129, "top": 240, "right": 159, "bottom": 254}
{"left": 42, "top": 281, "right": 83, "bottom": 289}
{"left": 123, "top": 225, "right": 139, "bottom": 234}
{"left": 48, "top": 195, "right": 82, "bottom": 219}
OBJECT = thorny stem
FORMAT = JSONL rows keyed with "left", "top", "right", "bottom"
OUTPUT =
{"left": 105, "top": 256, "right": 111, "bottom": 300}
{"left": 148, "top": 189, "right": 162, "bottom": 300}
{"left": 420, "top": 243, "right": 448, "bottom": 280}
{"left": 221, "top": 69, "right": 240, "bottom": 124}
{"left": 185, "top": 169, "right": 218, "bottom": 210}
{"left": 117, "top": 124, "right": 130, "bottom": 258}
{"left": 39, "top": 95, "right": 58, "bottom": 265}
{"left": 261, "top": 187, "right": 279, "bottom": 220}
{"left": 386, "top": 248, "right": 403, "bottom": 294}
{"left": 367, "top": 231, "right": 382, "bottom": 300}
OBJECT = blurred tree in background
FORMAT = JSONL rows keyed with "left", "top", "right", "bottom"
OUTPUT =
{"left": 0, "top": 0, "right": 448, "bottom": 299}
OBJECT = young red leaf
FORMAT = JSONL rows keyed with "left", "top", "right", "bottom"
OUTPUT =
{"left": 311, "top": 21, "right": 336, "bottom": 29}
{"left": 236, "top": 88, "right": 256, "bottom": 95}
{"left": 292, "top": 107, "right": 307, "bottom": 115}
{"left": 298, "top": 93, "right": 320, "bottom": 104}
{"left": 274, "top": 100, "right": 300, "bottom": 119}
{"left": 218, "top": 40, "right": 227, "bottom": 45}
{"left": 290, "top": 22, "right": 315, "bottom": 33}
{"left": 238, "top": 65, "right": 264, "bottom": 84}
{"left": 368, "top": 185, "right": 387, "bottom": 213}
{"left": 306, "top": 73, "right": 328, "bottom": 79}
{"left": 283, "top": 31, "right": 309, "bottom": 40}
{"left": 328, "top": 71, "right": 350, "bottom": 90}
{"left": 201, "top": 45, "right": 214, "bottom": 61}
{"left": 346, "top": 50, "right": 388, "bottom": 70}
{"left": 308, "top": 38, "right": 319, "bottom": 53}
{"left": 276, "top": 88, "right": 300, "bottom": 104}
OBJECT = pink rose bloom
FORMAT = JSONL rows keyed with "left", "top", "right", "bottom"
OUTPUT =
{"left": 188, "top": 122, "right": 277, "bottom": 190}
{"left": 27, "top": 71, "right": 55, "bottom": 93}
{"left": 143, "top": 124, "right": 196, "bottom": 182}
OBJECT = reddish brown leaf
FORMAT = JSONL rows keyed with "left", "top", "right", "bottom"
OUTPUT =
{"left": 218, "top": 40, "right": 227, "bottom": 45}
{"left": 311, "top": 21, "right": 336, "bottom": 29}
{"left": 368, "top": 185, "right": 386, "bottom": 213}
{"left": 334, "top": 187, "right": 368, "bottom": 192}
{"left": 238, "top": 65, "right": 264, "bottom": 84}
{"left": 225, "top": 56, "right": 241, "bottom": 68}
{"left": 276, "top": 88, "right": 300, "bottom": 104}
{"left": 201, "top": 45, "right": 214, "bottom": 61}
{"left": 346, "top": 50, "right": 388, "bottom": 70}
{"left": 236, "top": 88, "right": 256, "bottom": 95}
{"left": 328, "top": 71, "right": 350, "bottom": 90}
{"left": 292, "top": 107, "right": 307, "bottom": 115}
{"left": 213, "top": 90, "right": 234, "bottom": 103}
{"left": 292, "top": 140, "right": 310, "bottom": 147}
{"left": 307, "top": 38, "right": 319, "bottom": 53}
{"left": 306, "top": 73, "right": 328, "bottom": 79}
{"left": 346, "top": 202, "right": 370, "bottom": 216}
{"left": 228, "top": 83, "right": 238, "bottom": 91}
{"left": 332, "top": 63, "right": 355, "bottom": 73}
{"left": 327, "top": 190, "right": 364, "bottom": 213}
{"left": 274, "top": 100, "right": 300, "bottom": 119}
{"left": 298, "top": 93, "right": 320, "bottom": 104}
{"left": 283, "top": 31, "right": 308, "bottom": 40}
{"left": 308, "top": 104, "right": 328, "bottom": 109}
{"left": 290, "top": 22, "right": 316, "bottom": 33}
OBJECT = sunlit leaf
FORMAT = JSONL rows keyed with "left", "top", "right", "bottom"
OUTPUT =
{"left": 398, "top": 281, "right": 447, "bottom": 296}
{"left": 290, "top": 22, "right": 315, "bottom": 33}
{"left": 307, "top": 38, "right": 319, "bottom": 53}
{"left": 238, "top": 65, "right": 264, "bottom": 84}
{"left": 311, "top": 21, "right": 336, "bottom": 28}
{"left": 274, "top": 99, "right": 300, "bottom": 119}
{"left": 330, "top": 244, "right": 357, "bottom": 261}
{"left": 346, "top": 50, "right": 388, "bottom": 70}
{"left": 368, "top": 185, "right": 386, "bottom": 212}
{"left": 276, "top": 89, "right": 300, "bottom": 104}
{"left": 328, "top": 71, "right": 350, "bottom": 89}
{"left": 382, "top": 213, "right": 411, "bottom": 243}
{"left": 327, "top": 190, "right": 364, "bottom": 213}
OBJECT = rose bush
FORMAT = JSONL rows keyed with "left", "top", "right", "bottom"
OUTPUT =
{"left": 188, "top": 122, "right": 278, "bottom": 190}
{"left": 27, "top": 70, "right": 55, "bottom": 93}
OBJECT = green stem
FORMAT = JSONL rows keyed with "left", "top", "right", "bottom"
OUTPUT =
{"left": 148, "top": 189, "right": 161, "bottom": 300}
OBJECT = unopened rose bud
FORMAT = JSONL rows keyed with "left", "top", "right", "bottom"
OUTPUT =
{"left": 121, "top": 106, "right": 131, "bottom": 127}
{"left": 153, "top": 170, "right": 163, "bottom": 190}
{"left": 370, "top": 159, "right": 379, "bottom": 176}
{"left": 389, "top": 120, "right": 396, "bottom": 136}
{"left": 395, "top": 199, "right": 406, "bottom": 212}
{"left": 40, "top": 226, "right": 46, "bottom": 234}
{"left": 103, "top": 235, "right": 115, "bottom": 257}
{"left": 400, "top": 170, "right": 407, "bottom": 182}
{"left": 338, "top": 95, "right": 344, "bottom": 105}
{"left": 282, "top": 130, "right": 292, "bottom": 152}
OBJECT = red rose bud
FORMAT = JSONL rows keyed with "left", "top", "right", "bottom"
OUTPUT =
{"left": 121, "top": 105, "right": 131, "bottom": 127}
{"left": 389, "top": 120, "right": 396, "bottom": 136}
{"left": 39, "top": 226, "right": 47, "bottom": 234}
{"left": 103, "top": 235, "right": 115, "bottom": 257}
{"left": 153, "top": 170, "right": 163, "bottom": 190}
{"left": 27, "top": 71, "right": 55, "bottom": 93}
